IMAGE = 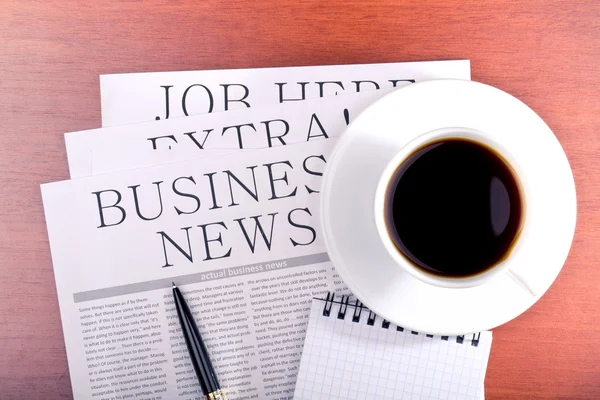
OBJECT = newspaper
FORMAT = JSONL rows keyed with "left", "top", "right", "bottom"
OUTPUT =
{"left": 43, "top": 139, "right": 348, "bottom": 400}
{"left": 71, "top": 60, "right": 470, "bottom": 179}
{"left": 99, "top": 60, "right": 470, "bottom": 126}
{"left": 48, "top": 60, "right": 472, "bottom": 399}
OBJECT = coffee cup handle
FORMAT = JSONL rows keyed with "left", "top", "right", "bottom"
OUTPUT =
{"left": 506, "top": 268, "right": 537, "bottom": 297}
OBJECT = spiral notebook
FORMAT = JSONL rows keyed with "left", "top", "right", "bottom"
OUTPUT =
{"left": 294, "top": 294, "right": 493, "bottom": 400}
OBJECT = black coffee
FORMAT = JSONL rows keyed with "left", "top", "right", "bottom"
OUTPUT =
{"left": 385, "top": 138, "right": 523, "bottom": 278}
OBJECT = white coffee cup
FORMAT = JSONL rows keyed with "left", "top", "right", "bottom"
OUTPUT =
{"left": 373, "top": 127, "right": 537, "bottom": 294}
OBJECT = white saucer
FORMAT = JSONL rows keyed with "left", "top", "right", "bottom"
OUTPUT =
{"left": 321, "top": 80, "right": 577, "bottom": 335}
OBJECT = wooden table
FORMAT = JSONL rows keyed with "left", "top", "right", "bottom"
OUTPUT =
{"left": 1, "top": 1, "right": 599, "bottom": 398}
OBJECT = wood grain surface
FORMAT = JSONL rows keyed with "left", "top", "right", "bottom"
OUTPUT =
{"left": 1, "top": 1, "right": 599, "bottom": 398}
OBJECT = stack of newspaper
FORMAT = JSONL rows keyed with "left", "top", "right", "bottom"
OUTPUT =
{"left": 41, "top": 60, "right": 471, "bottom": 399}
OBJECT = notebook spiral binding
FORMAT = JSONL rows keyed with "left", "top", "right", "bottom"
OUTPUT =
{"left": 320, "top": 292, "right": 481, "bottom": 347}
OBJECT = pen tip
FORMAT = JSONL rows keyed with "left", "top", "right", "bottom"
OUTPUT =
{"left": 172, "top": 282, "right": 177, "bottom": 288}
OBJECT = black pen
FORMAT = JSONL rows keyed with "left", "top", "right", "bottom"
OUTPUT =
{"left": 172, "top": 283, "right": 227, "bottom": 400}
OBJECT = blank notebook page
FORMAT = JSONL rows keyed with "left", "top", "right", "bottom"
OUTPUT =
{"left": 294, "top": 297, "right": 493, "bottom": 400}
